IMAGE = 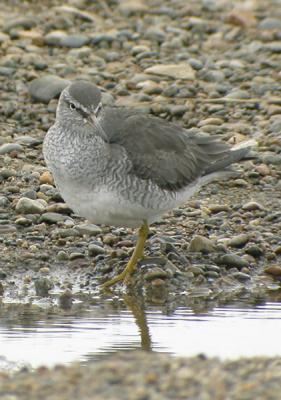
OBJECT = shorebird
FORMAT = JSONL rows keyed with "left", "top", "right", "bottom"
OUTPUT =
{"left": 43, "top": 80, "right": 251, "bottom": 289}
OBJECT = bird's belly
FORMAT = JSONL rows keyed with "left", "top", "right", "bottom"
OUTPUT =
{"left": 58, "top": 181, "right": 163, "bottom": 228}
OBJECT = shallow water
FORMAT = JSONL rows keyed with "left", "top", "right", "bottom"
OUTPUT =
{"left": 1, "top": 298, "right": 281, "bottom": 371}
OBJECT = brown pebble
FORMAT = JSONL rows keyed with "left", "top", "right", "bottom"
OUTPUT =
{"left": 40, "top": 171, "right": 54, "bottom": 185}
{"left": 255, "top": 164, "right": 271, "bottom": 176}
{"left": 264, "top": 266, "right": 281, "bottom": 276}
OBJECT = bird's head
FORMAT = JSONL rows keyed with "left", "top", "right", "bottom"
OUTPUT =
{"left": 57, "top": 80, "right": 103, "bottom": 127}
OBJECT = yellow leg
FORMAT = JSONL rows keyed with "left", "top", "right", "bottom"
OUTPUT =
{"left": 101, "top": 221, "right": 149, "bottom": 289}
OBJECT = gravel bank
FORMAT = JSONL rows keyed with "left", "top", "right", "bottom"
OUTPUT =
{"left": 1, "top": 352, "right": 281, "bottom": 400}
{"left": 0, "top": 0, "right": 281, "bottom": 396}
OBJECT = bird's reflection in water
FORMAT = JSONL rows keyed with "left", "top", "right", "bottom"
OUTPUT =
{"left": 123, "top": 294, "right": 152, "bottom": 352}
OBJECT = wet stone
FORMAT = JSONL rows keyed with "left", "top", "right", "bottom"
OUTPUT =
{"left": 144, "top": 267, "right": 169, "bottom": 281}
{"left": 34, "top": 277, "right": 53, "bottom": 297}
{"left": 59, "top": 289, "right": 73, "bottom": 309}
{"left": 217, "top": 254, "right": 250, "bottom": 269}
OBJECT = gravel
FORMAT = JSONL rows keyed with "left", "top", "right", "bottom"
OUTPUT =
{"left": 0, "top": 0, "right": 281, "bottom": 396}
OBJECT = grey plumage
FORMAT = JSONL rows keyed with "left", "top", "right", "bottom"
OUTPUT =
{"left": 43, "top": 80, "right": 251, "bottom": 229}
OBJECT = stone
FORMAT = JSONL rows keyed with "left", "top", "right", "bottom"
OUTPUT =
{"left": 0, "top": 143, "right": 23, "bottom": 155}
{"left": 144, "top": 267, "right": 168, "bottom": 281}
{"left": 40, "top": 171, "right": 54, "bottom": 185}
{"left": 242, "top": 201, "right": 264, "bottom": 211}
{"left": 264, "top": 266, "right": 281, "bottom": 277}
{"left": 39, "top": 212, "right": 68, "bottom": 224}
{"left": 227, "top": 234, "right": 249, "bottom": 248}
{"left": 29, "top": 75, "right": 70, "bottom": 103}
{"left": 34, "top": 278, "right": 53, "bottom": 297}
{"left": 76, "top": 224, "right": 102, "bottom": 236}
{"left": 232, "top": 272, "right": 251, "bottom": 282}
{"left": 189, "top": 235, "right": 216, "bottom": 253}
{"left": 88, "top": 243, "right": 106, "bottom": 256}
{"left": 245, "top": 245, "right": 264, "bottom": 258}
{"left": 15, "top": 197, "right": 45, "bottom": 214}
{"left": 259, "top": 18, "right": 281, "bottom": 30}
{"left": 217, "top": 254, "right": 249, "bottom": 269}
{"left": 145, "top": 64, "right": 195, "bottom": 80}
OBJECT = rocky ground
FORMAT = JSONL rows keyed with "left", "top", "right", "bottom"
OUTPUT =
{"left": 0, "top": 0, "right": 281, "bottom": 398}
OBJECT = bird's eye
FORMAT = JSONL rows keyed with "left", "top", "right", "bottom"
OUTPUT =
{"left": 69, "top": 102, "right": 76, "bottom": 111}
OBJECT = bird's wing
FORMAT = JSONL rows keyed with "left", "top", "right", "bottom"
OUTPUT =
{"left": 101, "top": 108, "right": 231, "bottom": 191}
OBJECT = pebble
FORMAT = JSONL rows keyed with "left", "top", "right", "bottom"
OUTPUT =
{"left": 59, "top": 289, "right": 73, "bottom": 309}
{"left": 39, "top": 212, "right": 68, "bottom": 224}
{"left": 145, "top": 64, "right": 195, "bottom": 80}
{"left": 44, "top": 32, "right": 89, "bottom": 48}
{"left": 208, "top": 204, "right": 230, "bottom": 214}
{"left": 144, "top": 267, "right": 169, "bottom": 281}
{"left": 226, "top": 234, "right": 249, "bottom": 248}
{"left": 0, "top": 143, "right": 23, "bottom": 155}
{"left": 34, "top": 278, "right": 53, "bottom": 297}
{"left": 69, "top": 252, "right": 85, "bottom": 260}
{"left": 88, "top": 243, "right": 106, "bottom": 256}
{"left": 217, "top": 254, "right": 250, "bottom": 269}
{"left": 40, "top": 171, "right": 54, "bottom": 185}
{"left": 189, "top": 235, "right": 216, "bottom": 253}
{"left": 57, "top": 251, "right": 68, "bottom": 261}
{"left": 75, "top": 224, "right": 102, "bottom": 236}
{"left": 259, "top": 18, "right": 281, "bottom": 30}
{"left": 29, "top": 75, "right": 70, "bottom": 103}
{"left": 242, "top": 201, "right": 264, "bottom": 211}
{"left": 15, "top": 197, "right": 45, "bottom": 214}
{"left": 0, "top": 225, "right": 17, "bottom": 234}
{"left": 264, "top": 266, "right": 281, "bottom": 277}
{"left": 245, "top": 245, "right": 264, "bottom": 258}
{"left": 232, "top": 271, "right": 251, "bottom": 282}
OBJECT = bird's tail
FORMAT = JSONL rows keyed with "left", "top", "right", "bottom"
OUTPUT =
{"left": 204, "top": 139, "right": 256, "bottom": 175}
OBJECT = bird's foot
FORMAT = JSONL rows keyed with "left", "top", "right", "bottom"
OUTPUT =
{"left": 101, "top": 221, "right": 149, "bottom": 291}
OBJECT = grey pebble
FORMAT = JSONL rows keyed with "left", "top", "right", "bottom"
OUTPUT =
{"left": 29, "top": 75, "right": 70, "bottom": 103}
{"left": 0, "top": 225, "right": 17, "bottom": 234}
{"left": 88, "top": 243, "right": 106, "bottom": 256}
{"left": 39, "top": 212, "right": 69, "bottom": 224}
{"left": 69, "top": 252, "right": 85, "bottom": 260}
{"left": 227, "top": 234, "right": 249, "bottom": 248}
{"left": 15, "top": 197, "right": 45, "bottom": 214}
{"left": 231, "top": 272, "right": 251, "bottom": 282}
{"left": 259, "top": 18, "right": 281, "bottom": 30}
{"left": 75, "top": 224, "right": 102, "bottom": 236}
{"left": 217, "top": 254, "right": 249, "bottom": 269}
{"left": 45, "top": 33, "right": 89, "bottom": 48}
{"left": 0, "top": 67, "right": 15, "bottom": 76}
{"left": 0, "top": 143, "right": 23, "bottom": 155}
{"left": 144, "top": 267, "right": 168, "bottom": 281}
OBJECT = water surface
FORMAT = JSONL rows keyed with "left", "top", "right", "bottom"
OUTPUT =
{"left": 1, "top": 299, "right": 281, "bottom": 371}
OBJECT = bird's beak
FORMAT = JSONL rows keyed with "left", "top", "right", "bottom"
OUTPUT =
{"left": 87, "top": 112, "right": 108, "bottom": 142}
